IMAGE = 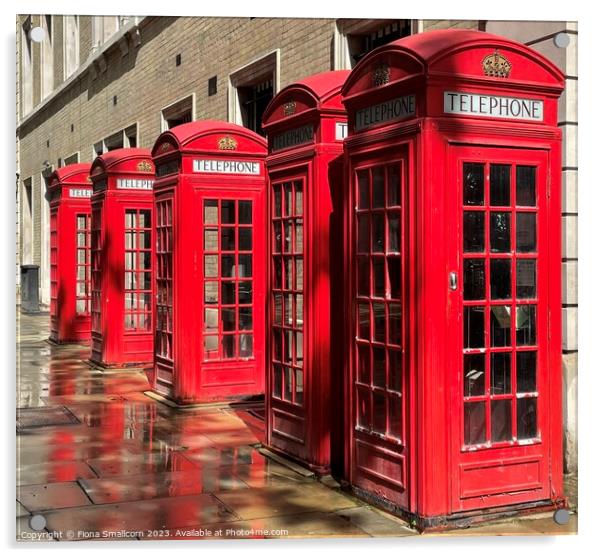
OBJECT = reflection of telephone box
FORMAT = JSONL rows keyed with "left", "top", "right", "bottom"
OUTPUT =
{"left": 150, "top": 121, "right": 267, "bottom": 404}
{"left": 47, "top": 163, "right": 93, "bottom": 344}
{"left": 341, "top": 30, "right": 566, "bottom": 529}
{"left": 262, "top": 71, "right": 350, "bottom": 474}
{"left": 89, "top": 148, "right": 155, "bottom": 368}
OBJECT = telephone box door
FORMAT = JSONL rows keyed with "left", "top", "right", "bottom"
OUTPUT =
{"left": 447, "top": 145, "right": 553, "bottom": 512}
{"left": 349, "top": 149, "right": 410, "bottom": 509}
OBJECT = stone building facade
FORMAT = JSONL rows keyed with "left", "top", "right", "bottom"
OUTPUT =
{"left": 16, "top": 16, "right": 577, "bottom": 472}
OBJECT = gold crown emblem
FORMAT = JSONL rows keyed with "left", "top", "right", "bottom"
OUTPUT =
{"left": 159, "top": 142, "right": 172, "bottom": 152}
{"left": 137, "top": 161, "right": 153, "bottom": 172}
{"left": 372, "top": 64, "right": 390, "bottom": 87}
{"left": 218, "top": 136, "right": 237, "bottom": 150}
{"left": 283, "top": 101, "right": 296, "bottom": 116}
{"left": 482, "top": 51, "right": 512, "bottom": 78}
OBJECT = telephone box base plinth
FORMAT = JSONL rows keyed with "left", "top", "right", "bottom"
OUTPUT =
{"left": 145, "top": 389, "right": 264, "bottom": 409}
{"left": 47, "top": 337, "right": 90, "bottom": 346}
{"left": 349, "top": 485, "right": 568, "bottom": 532}
{"left": 86, "top": 359, "right": 148, "bottom": 371}
{"left": 262, "top": 443, "right": 330, "bottom": 477}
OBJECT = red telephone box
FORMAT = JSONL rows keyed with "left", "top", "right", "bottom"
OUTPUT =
{"left": 341, "top": 29, "right": 565, "bottom": 528}
{"left": 261, "top": 71, "right": 350, "bottom": 474}
{"left": 89, "top": 148, "right": 155, "bottom": 368}
{"left": 150, "top": 121, "right": 267, "bottom": 404}
{"left": 47, "top": 163, "right": 93, "bottom": 344}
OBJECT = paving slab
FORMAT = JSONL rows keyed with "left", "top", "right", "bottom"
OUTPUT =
{"left": 17, "top": 481, "right": 92, "bottom": 512}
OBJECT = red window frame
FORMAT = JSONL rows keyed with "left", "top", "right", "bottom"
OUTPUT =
{"left": 124, "top": 208, "right": 152, "bottom": 332}
{"left": 270, "top": 179, "right": 304, "bottom": 406}
{"left": 202, "top": 199, "right": 255, "bottom": 362}
{"left": 91, "top": 207, "right": 103, "bottom": 334}
{"left": 155, "top": 199, "right": 173, "bottom": 360}
{"left": 75, "top": 213, "right": 92, "bottom": 315}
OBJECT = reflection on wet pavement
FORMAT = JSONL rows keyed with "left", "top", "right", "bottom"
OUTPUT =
{"left": 16, "top": 312, "right": 577, "bottom": 541}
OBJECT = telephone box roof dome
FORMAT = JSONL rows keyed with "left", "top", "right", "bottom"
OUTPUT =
{"left": 91, "top": 148, "right": 154, "bottom": 173}
{"left": 50, "top": 163, "right": 91, "bottom": 183}
{"left": 342, "top": 29, "right": 565, "bottom": 98}
{"left": 152, "top": 120, "right": 267, "bottom": 156}
{"left": 281, "top": 70, "right": 350, "bottom": 102}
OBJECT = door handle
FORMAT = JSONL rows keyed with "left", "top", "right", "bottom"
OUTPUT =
{"left": 449, "top": 271, "right": 458, "bottom": 291}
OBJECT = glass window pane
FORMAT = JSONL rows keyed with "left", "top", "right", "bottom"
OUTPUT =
{"left": 221, "top": 200, "right": 235, "bottom": 224}
{"left": 388, "top": 213, "right": 400, "bottom": 253}
{"left": 273, "top": 222, "right": 282, "bottom": 254}
{"left": 283, "top": 367, "right": 293, "bottom": 401}
{"left": 491, "top": 400, "right": 512, "bottom": 442}
{"left": 204, "top": 200, "right": 218, "bottom": 224}
{"left": 285, "top": 258, "right": 293, "bottom": 290}
{"left": 284, "top": 222, "right": 292, "bottom": 253}
{"left": 372, "top": 214, "right": 384, "bottom": 253}
{"left": 491, "top": 306, "right": 512, "bottom": 347}
{"left": 284, "top": 183, "right": 293, "bottom": 216}
{"left": 273, "top": 329, "right": 282, "bottom": 362}
{"left": 273, "top": 364, "right": 282, "bottom": 398}
{"left": 295, "top": 331, "right": 303, "bottom": 366}
{"left": 221, "top": 227, "right": 236, "bottom": 251}
{"left": 274, "top": 187, "right": 282, "bottom": 217}
{"left": 387, "top": 165, "right": 400, "bottom": 207}
{"left": 357, "top": 214, "right": 370, "bottom": 253}
{"left": 239, "top": 254, "right": 252, "bottom": 277}
{"left": 222, "top": 308, "right": 236, "bottom": 331}
{"left": 373, "top": 302, "right": 386, "bottom": 343}
{"left": 239, "top": 281, "right": 252, "bottom": 304}
{"left": 517, "top": 397, "right": 537, "bottom": 439}
{"left": 222, "top": 281, "right": 235, "bottom": 305}
{"left": 389, "top": 303, "right": 401, "bottom": 345}
{"left": 295, "top": 257, "right": 303, "bottom": 291}
{"left": 140, "top": 210, "right": 151, "bottom": 228}
{"left": 239, "top": 200, "right": 252, "bottom": 224}
{"left": 240, "top": 334, "right": 253, "bottom": 358}
{"left": 294, "top": 220, "right": 303, "bottom": 253}
{"left": 388, "top": 351, "right": 402, "bottom": 393}
{"left": 373, "top": 258, "right": 385, "bottom": 297}
{"left": 285, "top": 294, "right": 293, "bottom": 326}
{"left": 125, "top": 210, "right": 135, "bottom": 228}
{"left": 463, "top": 259, "right": 485, "bottom": 300}
{"left": 517, "top": 259, "right": 537, "bottom": 299}
{"left": 283, "top": 330, "right": 293, "bottom": 364}
{"left": 517, "top": 213, "right": 537, "bottom": 253}
{"left": 273, "top": 256, "right": 283, "bottom": 289}
{"left": 77, "top": 215, "right": 86, "bottom": 229}
{"left": 357, "top": 257, "right": 370, "bottom": 297}
{"left": 387, "top": 256, "right": 401, "bottom": 299}
{"left": 358, "top": 344, "right": 370, "bottom": 384}
{"left": 464, "top": 401, "right": 486, "bottom": 445}
{"left": 388, "top": 394, "right": 402, "bottom": 440}
{"left": 205, "top": 308, "right": 218, "bottom": 331}
{"left": 357, "top": 387, "right": 370, "bottom": 430}
{"left": 358, "top": 170, "right": 369, "bottom": 209}
{"left": 76, "top": 299, "right": 86, "bottom": 313}
{"left": 516, "top": 305, "right": 537, "bottom": 346}
{"left": 373, "top": 391, "right": 386, "bottom": 435}
{"left": 204, "top": 255, "right": 218, "bottom": 278}
{"left": 463, "top": 306, "right": 485, "bottom": 349}
{"left": 491, "top": 352, "right": 511, "bottom": 394}
{"left": 373, "top": 346, "right": 386, "bottom": 388}
{"left": 372, "top": 167, "right": 385, "bottom": 208}
{"left": 490, "top": 212, "right": 511, "bottom": 253}
{"left": 294, "top": 183, "right": 303, "bottom": 216}
{"left": 222, "top": 335, "right": 236, "bottom": 359}
{"left": 221, "top": 255, "right": 236, "bottom": 277}
{"left": 463, "top": 163, "right": 485, "bottom": 206}
{"left": 239, "top": 307, "right": 252, "bottom": 330}
{"left": 358, "top": 302, "right": 370, "bottom": 340}
{"left": 490, "top": 164, "right": 511, "bottom": 206}
{"left": 516, "top": 166, "right": 536, "bottom": 206}
{"left": 125, "top": 232, "right": 135, "bottom": 249}
{"left": 295, "top": 294, "right": 303, "bottom": 326}
{"left": 464, "top": 353, "right": 485, "bottom": 397}
{"left": 463, "top": 212, "right": 485, "bottom": 252}
{"left": 239, "top": 228, "right": 252, "bottom": 251}
{"left": 295, "top": 368, "right": 304, "bottom": 404}
{"left": 490, "top": 259, "right": 511, "bottom": 300}
{"left": 204, "top": 281, "right": 218, "bottom": 304}
{"left": 204, "top": 335, "right": 219, "bottom": 359}
{"left": 517, "top": 351, "right": 537, "bottom": 393}
{"left": 77, "top": 233, "right": 86, "bottom": 247}
{"left": 274, "top": 294, "right": 282, "bottom": 325}
{"left": 204, "top": 228, "right": 218, "bottom": 251}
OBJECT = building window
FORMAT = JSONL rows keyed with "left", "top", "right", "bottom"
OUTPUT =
{"left": 92, "top": 124, "right": 138, "bottom": 157}
{"left": 229, "top": 50, "right": 279, "bottom": 137}
{"left": 160, "top": 95, "right": 194, "bottom": 132}
{"left": 92, "top": 16, "right": 120, "bottom": 50}
{"left": 63, "top": 15, "right": 80, "bottom": 79}
{"left": 41, "top": 15, "right": 54, "bottom": 100}
{"left": 20, "top": 17, "right": 33, "bottom": 116}
{"left": 334, "top": 20, "right": 411, "bottom": 69}
{"left": 21, "top": 177, "right": 34, "bottom": 264}
{"left": 64, "top": 152, "right": 80, "bottom": 165}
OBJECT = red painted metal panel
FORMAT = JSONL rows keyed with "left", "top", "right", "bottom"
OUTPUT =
{"left": 262, "top": 70, "right": 350, "bottom": 475}
{"left": 150, "top": 121, "right": 267, "bottom": 404}
{"left": 47, "top": 163, "right": 93, "bottom": 344}
{"left": 341, "top": 29, "right": 565, "bottom": 527}
{"left": 89, "top": 148, "right": 155, "bottom": 367}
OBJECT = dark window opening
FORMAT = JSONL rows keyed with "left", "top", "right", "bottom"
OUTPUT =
{"left": 208, "top": 75, "right": 217, "bottom": 97}
{"left": 348, "top": 20, "right": 411, "bottom": 66}
{"left": 238, "top": 79, "right": 273, "bottom": 136}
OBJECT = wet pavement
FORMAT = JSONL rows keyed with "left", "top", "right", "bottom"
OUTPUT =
{"left": 16, "top": 311, "right": 577, "bottom": 541}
